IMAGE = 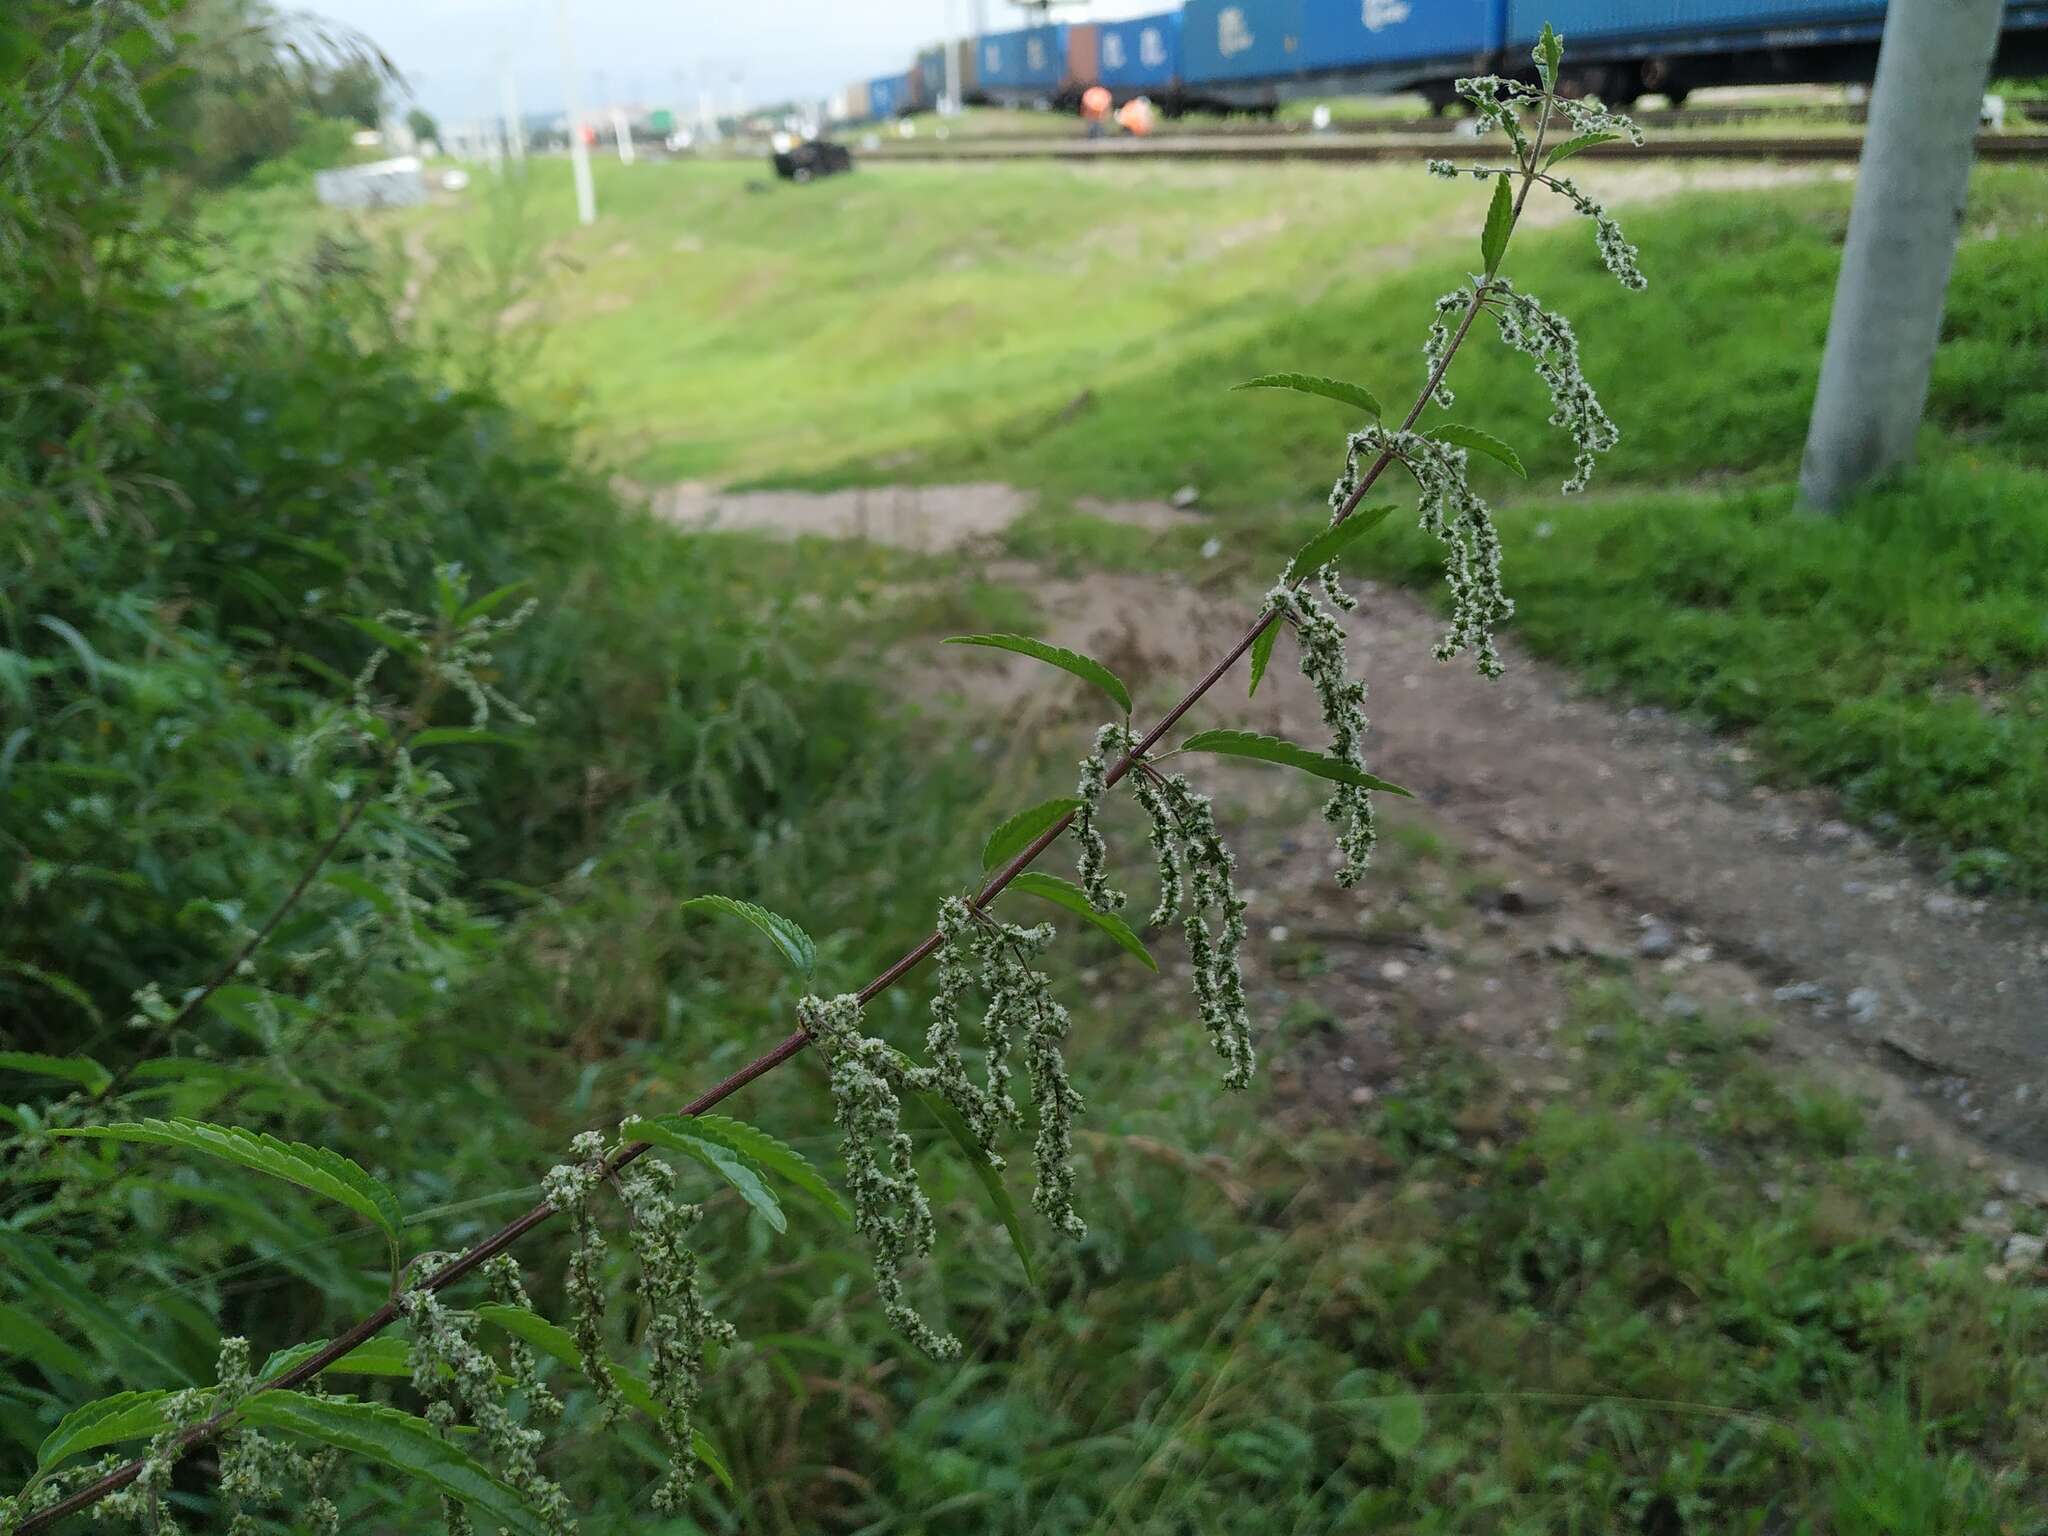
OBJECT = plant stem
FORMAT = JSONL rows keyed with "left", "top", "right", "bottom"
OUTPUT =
{"left": 17, "top": 123, "right": 1552, "bottom": 1533}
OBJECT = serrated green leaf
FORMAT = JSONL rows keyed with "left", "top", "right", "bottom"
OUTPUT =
{"left": 1247, "top": 617, "right": 1282, "bottom": 698}
{"left": 0, "top": 1050, "right": 110, "bottom": 1096}
{"left": 943, "top": 634, "right": 1131, "bottom": 715}
{"left": 1006, "top": 873, "right": 1157, "bottom": 971}
{"left": 681, "top": 895, "right": 815, "bottom": 981}
{"left": 239, "top": 1392, "right": 549, "bottom": 1536}
{"left": 1426, "top": 423, "right": 1526, "bottom": 477}
{"left": 327, "top": 1337, "right": 417, "bottom": 1377}
{"left": 39, "top": 1389, "right": 195, "bottom": 1470}
{"left": 1284, "top": 503, "right": 1401, "bottom": 584}
{"left": 1481, "top": 172, "right": 1514, "bottom": 276}
{"left": 981, "top": 797, "right": 1082, "bottom": 872}
{"left": 1545, "top": 130, "right": 1619, "bottom": 168}
{"left": 456, "top": 579, "right": 531, "bottom": 625}
{"left": 1231, "top": 373, "right": 1383, "bottom": 421}
{"left": 626, "top": 1113, "right": 851, "bottom": 1226}
{"left": 1537, "top": 22, "right": 1563, "bottom": 90}
{"left": 339, "top": 615, "right": 422, "bottom": 654}
{"left": 0, "top": 1302, "right": 93, "bottom": 1381}
{"left": 474, "top": 1305, "right": 660, "bottom": 1418}
{"left": 51, "top": 1119, "right": 403, "bottom": 1260}
{"left": 1179, "top": 730, "right": 1413, "bottom": 797}
{"left": 619, "top": 1117, "right": 786, "bottom": 1233}
{"left": 917, "top": 1092, "right": 1038, "bottom": 1289}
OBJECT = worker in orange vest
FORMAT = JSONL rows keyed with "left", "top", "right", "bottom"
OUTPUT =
{"left": 1115, "top": 95, "right": 1155, "bottom": 137}
{"left": 1080, "top": 84, "right": 1112, "bottom": 139}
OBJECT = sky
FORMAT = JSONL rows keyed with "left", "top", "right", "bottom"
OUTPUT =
{"left": 323, "top": 0, "right": 1177, "bottom": 126}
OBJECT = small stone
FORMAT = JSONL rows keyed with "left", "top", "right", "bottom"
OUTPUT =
{"left": 1268, "top": 924, "right": 1291, "bottom": 944}
{"left": 1998, "top": 1170, "right": 2023, "bottom": 1196}
{"left": 1690, "top": 1096, "right": 1713, "bottom": 1114}
{"left": 1379, "top": 960, "right": 1410, "bottom": 983}
{"left": 2002, "top": 1232, "right": 2045, "bottom": 1270}
{"left": 1774, "top": 982, "right": 1828, "bottom": 1005}
{"left": 1982, "top": 1200, "right": 2008, "bottom": 1222}
{"left": 1924, "top": 892, "right": 1962, "bottom": 917}
{"left": 1338, "top": 1055, "right": 1357, "bottom": 1073}
{"left": 1170, "top": 484, "right": 1201, "bottom": 509}
{"left": 1818, "top": 820, "right": 1854, "bottom": 842}
{"left": 1348, "top": 1085, "right": 1376, "bottom": 1107}
{"left": 1199, "top": 536, "right": 1222, "bottom": 560}
{"left": 1661, "top": 994, "right": 1702, "bottom": 1020}
{"left": 1846, "top": 987, "right": 1882, "bottom": 1026}
{"left": 1636, "top": 922, "right": 1676, "bottom": 959}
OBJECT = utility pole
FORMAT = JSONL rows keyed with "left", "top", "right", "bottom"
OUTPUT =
{"left": 553, "top": 0, "right": 597, "bottom": 225}
{"left": 1797, "top": 0, "right": 2003, "bottom": 511}
{"left": 611, "top": 104, "right": 634, "bottom": 164}
{"left": 944, "top": 0, "right": 962, "bottom": 113}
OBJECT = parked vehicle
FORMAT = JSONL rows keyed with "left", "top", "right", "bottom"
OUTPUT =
{"left": 772, "top": 139, "right": 854, "bottom": 182}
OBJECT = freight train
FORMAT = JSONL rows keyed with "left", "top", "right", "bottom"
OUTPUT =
{"left": 838, "top": 0, "right": 2048, "bottom": 122}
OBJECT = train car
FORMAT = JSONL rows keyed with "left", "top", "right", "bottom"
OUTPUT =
{"left": 843, "top": 79, "right": 870, "bottom": 124}
{"left": 1506, "top": 0, "right": 2048, "bottom": 102}
{"left": 1098, "top": 10, "right": 1185, "bottom": 99}
{"left": 911, "top": 45, "right": 948, "bottom": 111}
{"left": 867, "top": 72, "right": 911, "bottom": 120}
{"left": 1181, "top": 0, "right": 1305, "bottom": 109}
{"left": 1296, "top": 0, "right": 1503, "bottom": 100}
{"left": 979, "top": 23, "right": 1071, "bottom": 102}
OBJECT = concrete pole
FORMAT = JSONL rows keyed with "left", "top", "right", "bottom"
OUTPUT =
{"left": 1797, "top": 0, "right": 2003, "bottom": 511}
{"left": 611, "top": 105, "right": 634, "bottom": 163}
{"left": 944, "top": 0, "right": 963, "bottom": 112}
{"left": 554, "top": 0, "right": 597, "bottom": 225}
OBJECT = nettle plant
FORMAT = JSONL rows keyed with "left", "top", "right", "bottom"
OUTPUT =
{"left": 6, "top": 29, "right": 1646, "bottom": 1534}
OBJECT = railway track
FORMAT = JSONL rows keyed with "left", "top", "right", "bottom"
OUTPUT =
{"left": 860, "top": 131, "right": 2048, "bottom": 165}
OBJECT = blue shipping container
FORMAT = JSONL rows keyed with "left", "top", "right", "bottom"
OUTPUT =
{"left": 1299, "top": 0, "right": 1504, "bottom": 68}
{"left": 1099, "top": 10, "right": 1185, "bottom": 88}
{"left": 1505, "top": 0, "right": 1883, "bottom": 47}
{"left": 978, "top": 24, "right": 1070, "bottom": 90}
{"left": 867, "top": 73, "right": 910, "bottom": 118}
{"left": 1182, "top": 0, "right": 1306, "bottom": 82}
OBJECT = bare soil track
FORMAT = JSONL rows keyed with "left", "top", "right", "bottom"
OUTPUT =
{"left": 661, "top": 485, "right": 2048, "bottom": 1185}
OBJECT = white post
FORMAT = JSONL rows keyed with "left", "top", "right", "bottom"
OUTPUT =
{"left": 611, "top": 105, "right": 634, "bottom": 164}
{"left": 554, "top": 0, "right": 597, "bottom": 225}
{"left": 500, "top": 69, "right": 525, "bottom": 166}
{"left": 1797, "top": 0, "right": 2004, "bottom": 510}
{"left": 944, "top": 0, "right": 962, "bottom": 113}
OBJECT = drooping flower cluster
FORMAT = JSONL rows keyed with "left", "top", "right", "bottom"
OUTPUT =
{"left": 484, "top": 1255, "right": 563, "bottom": 1421}
{"left": 798, "top": 992, "right": 960, "bottom": 1360}
{"left": 1266, "top": 583, "right": 1379, "bottom": 882}
{"left": 92, "top": 1384, "right": 211, "bottom": 1533}
{"left": 1538, "top": 172, "right": 1647, "bottom": 290}
{"left": 402, "top": 1282, "right": 576, "bottom": 1536}
{"left": 1453, "top": 75, "right": 1537, "bottom": 155}
{"left": 618, "top": 1163, "right": 737, "bottom": 1512}
{"left": 1551, "top": 92, "right": 1648, "bottom": 146}
{"left": 214, "top": 1338, "right": 342, "bottom": 1536}
{"left": 1484, "top": 279, "right": 1621, "bottom": 492}
{"left": 1420, "top": 285, "right": 1473, "bottom": 410}
{"left": 1072, "top": 725, "right": 1127, "bottom": 913}
{"left": 540, "top": 1132, "right": 629, "bottom": 1425}
{"left": 1144, "top": 771, "right": 1255, "bottom": 1089}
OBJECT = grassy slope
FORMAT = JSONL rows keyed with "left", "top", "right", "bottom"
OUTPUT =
{"left": 390, "top": 155, "right": 2048, "bottom": 890}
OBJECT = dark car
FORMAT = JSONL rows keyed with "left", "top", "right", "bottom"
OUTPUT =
{"left": 771, "top": 140, "right": 854, "bottom": 183}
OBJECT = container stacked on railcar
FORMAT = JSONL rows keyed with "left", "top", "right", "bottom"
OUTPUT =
{"left": 834, "top": 0, "right": 2048, "bottom": 128}
{"left": 1097, "top": 10, "right": 1184, "bottom": 98}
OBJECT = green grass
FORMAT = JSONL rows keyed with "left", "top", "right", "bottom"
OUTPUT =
{"left": 195, "top": 153, "right": 2048, "bottom": 893}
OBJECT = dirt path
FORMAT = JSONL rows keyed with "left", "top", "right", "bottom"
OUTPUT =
{"left": 660, "top": 485, "right": 2048, "bottom": 1182}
